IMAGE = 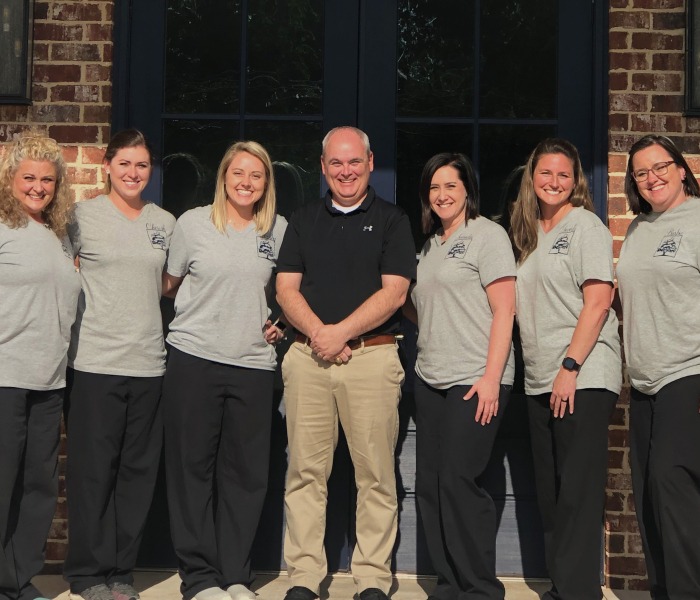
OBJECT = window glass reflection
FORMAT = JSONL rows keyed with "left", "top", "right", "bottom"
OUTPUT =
{"left": 164, "top": 0, "right": 242, "bottom": 114}
{"left": 247, "top": 0, "right": 324, "bottom": 115}
{"left": 480, "top": 0, "right": 557, "bottom": 119}
{"left": 397, "top": 0, "right": 474, "bottom": 117}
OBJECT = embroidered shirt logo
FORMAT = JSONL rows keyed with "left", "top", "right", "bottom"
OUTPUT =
{"left": 654, "top": 230, "right": 682, "bottom": 257}
{"left": 445, "top": 236, "right": 472, "bottom": 259}
{"left": 146, "top": 223, "right": 167, "bottom": 250}
{"left": 549, "top": 226, "right": 575, "bottom": 255}
{"left": 257, "top": 236, "right": 275, "bottom": 260}
{"left": 363, "top": 225, "right": 373, "bottom": 232}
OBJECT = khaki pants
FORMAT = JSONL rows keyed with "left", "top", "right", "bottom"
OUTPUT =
{"left": 282, "top": 340, "right": 404, "bottom": 595}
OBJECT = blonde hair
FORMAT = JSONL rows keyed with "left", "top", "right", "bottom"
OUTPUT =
{"left": 211, "top": 140, "right": 277, "bottom": 235}
{"left": 0, "top": 132, "right": 72, "bottom": 237}
{"left": 509, "top": 138, "right": 593, "bottom": 263}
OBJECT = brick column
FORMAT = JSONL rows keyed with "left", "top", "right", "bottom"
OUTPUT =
{"left": 607, "top": 0, "right": 700, "bottom": 590}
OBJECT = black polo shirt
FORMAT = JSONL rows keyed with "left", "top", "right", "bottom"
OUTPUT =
{"left": 277, "top": 186, "right": 416, "bottom": 335}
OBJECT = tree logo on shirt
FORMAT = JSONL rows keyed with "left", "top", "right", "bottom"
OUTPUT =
{"left": 549, "top": 226, "right": 576, "bottom": 255}
{"left": 257, "top": 236, "right": 276, "bottom": 260}
{"left": 654, "top": 230, "right": 682, "bottom": 257}
{"left": 146, "top": 224, "right": 167, "bottom": 250}
{"left": 445, "top": 236, "right": 471, "bottom": 259}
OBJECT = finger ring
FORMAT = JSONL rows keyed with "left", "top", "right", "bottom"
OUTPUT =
{"left": 561, "top": 399, "right": 568, "bottom": 403}
{"left": 335, "top": 357, "right": 342, "bottom": 364}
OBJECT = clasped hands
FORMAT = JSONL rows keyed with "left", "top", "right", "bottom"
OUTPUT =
{"left": 309, "top": 324, "right": 352, "bottom": 364}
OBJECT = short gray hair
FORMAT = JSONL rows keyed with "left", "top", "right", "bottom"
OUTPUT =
{"left": 321, "top": 126, "right": 371, "bottom": 158}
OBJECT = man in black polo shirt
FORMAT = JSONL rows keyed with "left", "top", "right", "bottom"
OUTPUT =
{"left": 276, "top": 126, "right": 416, "bottom": 600}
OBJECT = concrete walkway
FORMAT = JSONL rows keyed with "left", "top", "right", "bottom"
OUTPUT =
{"left": 34, "top": 571, "right": 651, "bottom": 600}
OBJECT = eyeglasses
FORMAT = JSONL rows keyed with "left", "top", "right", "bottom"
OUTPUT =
{"left": 632, "top": 160, "right": 676, "bottom": 182}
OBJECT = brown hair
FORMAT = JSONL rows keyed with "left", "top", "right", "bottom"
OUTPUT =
{"left": 509, "top": 138, "right": 593, "bottom": 263}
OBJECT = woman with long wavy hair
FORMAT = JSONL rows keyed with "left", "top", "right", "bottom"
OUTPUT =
{"left": 510, "top": 138, "right": 621, "bottom": 600}
{"left": 0, "top": 132, "right": 80, "bottom": 600}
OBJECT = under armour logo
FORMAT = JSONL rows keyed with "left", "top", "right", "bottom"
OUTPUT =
{"left": 363, "top": 225, "right": 373, "bottom": 232}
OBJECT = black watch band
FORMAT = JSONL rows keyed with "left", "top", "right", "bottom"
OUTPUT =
{"left": 562, "top": 357, "right": 581, "bottom": 372}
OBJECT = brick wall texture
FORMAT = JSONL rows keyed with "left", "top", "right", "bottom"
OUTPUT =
{"left": 607, "top": 0, "right": 700, "bottom": 591}
{"left": 2, "top": 0, "right": 700, "bottom": 589}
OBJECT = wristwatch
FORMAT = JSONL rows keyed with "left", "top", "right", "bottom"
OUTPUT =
{"left": 562, "top": 357, "right": 581, "bottom": 372}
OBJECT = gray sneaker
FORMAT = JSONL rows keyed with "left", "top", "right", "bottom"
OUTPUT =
{"left": 110, "top": 583, "right": 139, "bottom": 600}
{"left": 71, "top": 584, "right": 113, "bottom": 600}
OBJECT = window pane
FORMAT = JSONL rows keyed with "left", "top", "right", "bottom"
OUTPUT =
{"left": 479, "top": 124, "right": 556, "bottom": 227}
{"left": 480, "top": 0, "right": 557, "bottom": 119}
{"left": 396, "top": 123, "right": 473, "bottom": 250}
{"left": 164, "top": 1, "right": 242, "bottom": 114}
{"left": 162, "top": 119, "right": 241, "bottom": 217}
{"left": 247, "top": 0, "right": 324, "bottom": 115}
{"left": 162, "top": 119, "right": 322, "bottom": 219}
{"left": 397, "top": 0, "right": 474, "bottom": 117}
{"left": 245, "top": 120, "right": 323, "bottom": 217}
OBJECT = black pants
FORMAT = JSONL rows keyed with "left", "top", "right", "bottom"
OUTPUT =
{"left": 63, "top": 369, "right": 163, "bottom": 593}
{"left": 415, "top": 378, "right": 510, "bottom": 600}
{"left": 163, "top": 347, "right": 274, "bottom": 600}
{"left": 630, "top": 375, "right": 700, "bottom": 600}
{"left": 0, "top": 388, "right": 62, "bottom": 600}
{"left": 527, "top": 389, "right": 617, "bottom": 600}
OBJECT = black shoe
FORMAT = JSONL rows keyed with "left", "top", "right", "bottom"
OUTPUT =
{"left": 359, "top": 589, "right": 389, "bottom": 600}
{"left": 283, "top": 587, "right": 317, "bottom": 600}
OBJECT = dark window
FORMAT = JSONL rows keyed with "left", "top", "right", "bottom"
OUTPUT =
{"left": 688, "top": 0, "right": 700, "bottom": 114}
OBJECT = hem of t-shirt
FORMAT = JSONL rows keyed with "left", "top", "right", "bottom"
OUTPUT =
{"left": 68, "top": 361, "right": 166, "bottom": 378}
{"left": 630, "top": 364, "right": 700, "bottom": 396}
{"left": 415, "top": 367, "right": 515, "bottom": 390}
{"left": 524, "top": 380, "right": 622, "bottom": 396}
{"left": 167, "top": 341, "right": 277, "bottom": 371}
{"left": 0, "top": 380, "right": 65, "bottom": 391}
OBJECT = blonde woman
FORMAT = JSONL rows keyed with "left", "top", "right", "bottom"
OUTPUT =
{"left": 510, "top": 138, "right": 621, "bottom": 600}
{"left": 0, "top": 133, "right": 80, "bottom": 600}
{"left": 162, "top": 141, "right": 287, "bottom": 600}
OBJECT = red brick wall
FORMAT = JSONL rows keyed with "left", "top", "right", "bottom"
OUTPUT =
{"left": 0, "top": 0, "right": 114, "bottom": 572}
{"left": 606, "top": 0, "right": 700, "bottom": 590}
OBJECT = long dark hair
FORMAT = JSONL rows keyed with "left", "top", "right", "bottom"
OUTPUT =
{"left": 419, "top": 152, "right": 479, "bottom": 235}
{"left": 625, "top": 134, "right": 700, "bottom": 215}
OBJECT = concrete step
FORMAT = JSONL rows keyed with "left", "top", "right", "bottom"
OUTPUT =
{"left": 34, "top": 571, "right": 651, "bottom": 600}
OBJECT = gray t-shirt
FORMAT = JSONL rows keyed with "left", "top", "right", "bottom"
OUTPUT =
{"left": 412, "top": 217, "right": 516, "bottom": 388}
{"left": 166, "top": 205, "right": 288, "bottom": 371}
{"left": 68, "top": 195, "right": 176, "bottom": 377}
{"left": 516, "top": 206, "right": 622, "bottom": 395}
{"left": 0, "top": 220, "right": 81, "bottom": 390}
{"left": 617, "top": 197, "right": 700, "bottom": 395}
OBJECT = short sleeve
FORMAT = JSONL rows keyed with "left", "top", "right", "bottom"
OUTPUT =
{"left": 166, "top": 217, "right": 190, "bottom": 277}
{"left": 380, "top": 209, "right": 416, "bottom": 281}
{"left": 573, "top": 223, "right": 614, "bottom": 287}
{"left": 276, "top": 210, "right": 304, "bottom": 273}
{"left": 67, "top": 211, "right": 81, "bottom": 255}
{"left": 477, "top": 222, "right": 517, "bottom": 287}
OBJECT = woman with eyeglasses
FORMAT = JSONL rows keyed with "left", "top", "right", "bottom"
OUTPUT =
{"left": 617, "top": 134, "right": 700, "bottom": 599}
{"left": 510, "top": 138, "right": 621, "bottom": 600}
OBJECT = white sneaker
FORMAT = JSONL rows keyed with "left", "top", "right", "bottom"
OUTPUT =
{"left": 226, "top": 585, "right": 257, "bottom": 600}
{"left": 193, "top": 588, "right": 232, "bottom": 600}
